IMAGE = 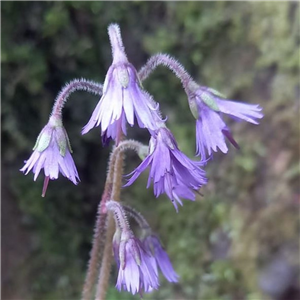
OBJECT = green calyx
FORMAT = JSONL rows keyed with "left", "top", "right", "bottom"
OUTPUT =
{"left": 33, "top": 115, "right": 72, "bottom": 157}
{"left": 56, "top": 129, "right": 67, "bottom": 157}
{"left": 50, "top": 115, "right": 72, "bottom": 157}
{"left": 201, "top": 91, "right": 220, "bottom": 112}
{"left": 55, "top": 127, "right": 73, "bottom": 157}
{"left": 188, "top": 97, "right": 199, "bottom": 119}
{"left": 207, "top": 87, "right": 227, "bottom": 99}
{"left": 188, "top": 80, "right": 223, "bottom": 112}
{"left": 33, "top": 128, "right": 52, "bottom": 152}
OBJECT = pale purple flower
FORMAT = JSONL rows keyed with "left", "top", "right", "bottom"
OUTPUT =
{"left": 189, "top": 86, "right": 263, "bottom": 160}
{"left": 114, "top": 234, "right": 159, "bottom": 295}
{"left": 125, "top": 127, "right": 207, "bottom": 211}
{"left": 101, "top": 111, "right": 127, "bottom": 144}
{"left": 20, "top": 115, "right": 79, "bottom": 196}
{"left": 143, "top": 234, "right": 179, "bottom": 283}
{"left": 82, "top": 24, "right": 163, "bottom": 143}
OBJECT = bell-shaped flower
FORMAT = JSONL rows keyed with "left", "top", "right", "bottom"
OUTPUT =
{"left": 115, "top": 231, "right": 159, "bottom": 295}
{"left": 143, "top": 234, "right": 179, "bottom": 283}
{"left": 188, "top": 84, "right": 263, "bottom": 160}
{"left": 82, "top": 24, "right": 163, "bottom": 143}
{"left": 125, "top": 127, "right": 207, "bottom": 211}
{"left": 20, "top": 115, "right": 79, "bottom": 196}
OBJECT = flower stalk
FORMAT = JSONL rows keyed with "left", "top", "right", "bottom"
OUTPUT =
{"left": 92, "top": 140, "right": 149, "bottom": 299}
{"left": 138, "top": 53, "right": 192, "bottom": 90}
{"left": 51, "top": 79, "right": 103, "bottom": 117}
{"left": 81, "top": 143, "right": 123, "bottom": 300}
{"left": 95, "top": 149, "right": 124, "bottom": 300}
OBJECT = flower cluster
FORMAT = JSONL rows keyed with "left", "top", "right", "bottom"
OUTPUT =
{"left": 20, "top": 23, "right": 263, "bottom": 297}
{"left": 114, "top": 233, "right": 159, "bottom": 294}
{"left": 107, "top": 201, "right": 178, "bottom": 295}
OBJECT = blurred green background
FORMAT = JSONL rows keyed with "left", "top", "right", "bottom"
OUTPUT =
{"left": 2, "top": 2, "right": 299, "bottom": 300}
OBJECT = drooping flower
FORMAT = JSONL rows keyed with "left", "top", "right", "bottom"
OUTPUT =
{"left": 106, "top": 200, "right": 159, "bottom": 295}
{"left": 188, "top": 84, "right": 263, "bottom": 160}
{"left": 125, "top": 127, "right": 207, "bottom": 211}
{"left": 20, "top": 115, "right": 79, "bottom": 196}
{"left": 114, "top": 232, "right": 159, "bottom": 295}
{"left": 82, "top": 24, "right": 163, "bottom": 143}
{"left": 143, "top": 234, "right": 179, "bottom": 283}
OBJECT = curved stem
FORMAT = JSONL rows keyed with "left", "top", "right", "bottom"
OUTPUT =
{"left": 82, "top": 139, "right": 146, "bottom": 300}
{"left": 123, "top": 205, "right": 151, "bottom": 231}
{"left": 138, "top": 53, "right": 193, "bottom": 90}
{"left": 51, "top": 79, "right": 103, "bottom": 116}
{"left": 95, "top": 147, "right": 125, "bottom": 300}
{"left": 106, "top": 201, "right": 131, "bottom": 232}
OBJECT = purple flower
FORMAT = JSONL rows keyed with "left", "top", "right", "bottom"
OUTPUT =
{"left": 101, "top": 111, "right": 127, "bottom": 144}
{"left": 125, "top": 127, "right": 207, "bottom": 211}
{"left": 82, "top": 24, "right": 163, "bottom": 143}
{"left": 143, "top": 234, "right": 179, "bottom": 283}
{"left": 20, "top": 115, "right": 79, "bottom": 196}
{"left": 189, "top": 86, "right": 263, "bottom": 160}
{"left": 114, "top": 233, "right": 159, "bottom": 295}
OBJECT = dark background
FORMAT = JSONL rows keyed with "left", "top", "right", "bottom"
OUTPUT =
{"left": 2, "top": 2, "right": 299, "bottom": 300}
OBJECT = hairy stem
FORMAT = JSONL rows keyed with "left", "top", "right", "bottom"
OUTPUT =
{"left": 51, "top": 79, "right": 103, "bottom": 116}
{"left": 106, "top": 201, "right": 131, "bottom": 232}
{"left": 81, "top": 190, "right": 110, "bottom": 300}
{"left": 94, "top": 213, "right": 115, "bottom": 300}
{"left": 82, "top": 139, "right": 145, "bottom": 300}
{"left": 123, "top": 205, "right": 151, "bottom": 231}
{"left": 138, "top": 53, "right": 193, "bottom": 91}
{"left": 95, "top": 149, "right": 124, "bottom": 300}
{"left": 81, "top": 144, "right": 121, "bottom": 300}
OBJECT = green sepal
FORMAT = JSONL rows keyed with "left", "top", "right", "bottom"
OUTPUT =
{"left": 64, "top": 128, "right": 73, "bottom": 154}
{"left": 188, "top": 97, "right": 199, "bottom": 119}
{"left": 58, "top": 137, "right": 67, "bottom": 157}
{"left": 33, "top": 129, "right": 52, "bottom": 152}
{"left": 32, "top": 131, "right": 42, "bottom": 151}
{"left": 55, "top": 127, "right": 69, "bottom": 157}
{"left": 202, "top": 92, "right": 220, "bottom": 111}
{"left": 207, "top": 88, "right": 227, "bottom": 99}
